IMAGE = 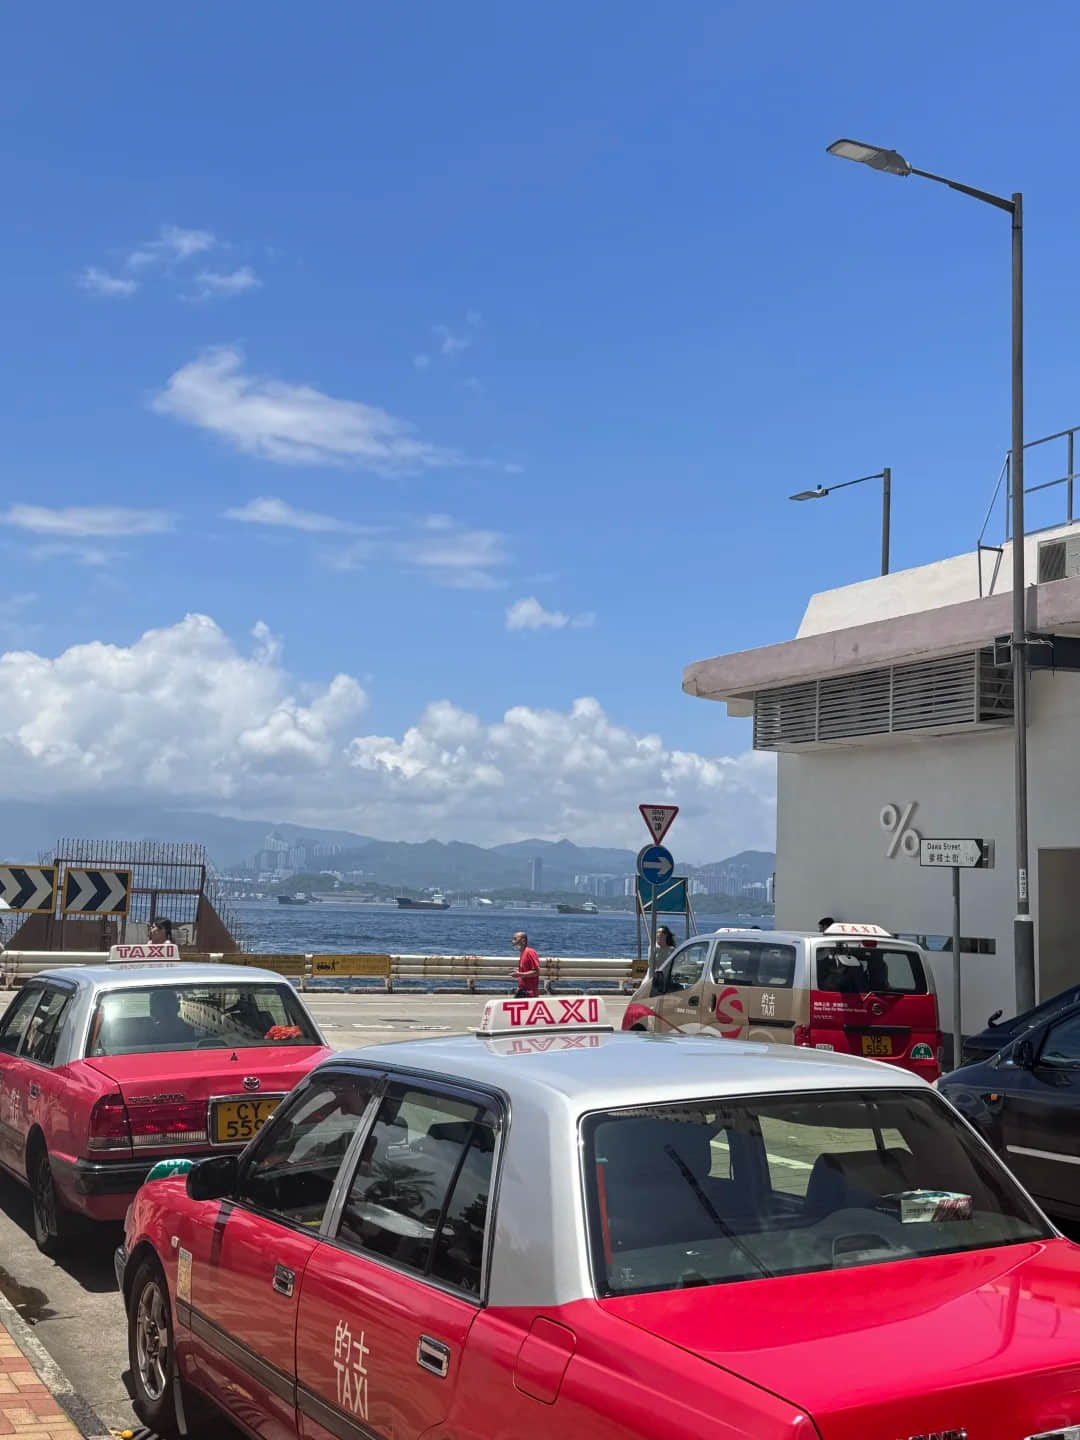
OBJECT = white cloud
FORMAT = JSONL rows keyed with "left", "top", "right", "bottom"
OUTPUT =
{"left": 225, "top": 497, "right": 356, "bottom": 534}
{"left": 189, "top": 266, "right": 262, "bottom": 300}
{"left": 4, "top": 505, "right": 172, "bottom": 537}
{"left": 29, "top": 542, "right": 112, "bottom": 568}
{"left": 398, "top": 515, "right": 509, "bottom": 589}
{"left": 77, "top": 267, "right": 139, "bottom": 298}
{"left": 151, "top": 347, "right": 460, "bottom": 471}
{"left": 434, "top": 325, "right": 471, "bottom": 357}
{"left": 128, "top": 224, "right": 217, "bottom": 268}
{"left": 506, "top": 597, "right": 594, "bottom": 631}
{"left": 0, "top": 615, "right": 775, "bottom": 856}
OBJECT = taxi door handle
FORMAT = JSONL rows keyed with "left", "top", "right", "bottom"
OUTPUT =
{"left": 272, "top": 1264, "right": 295, "bottom": 1297}
{"left": 417, "top": 1336, "right": 450, "bottom": 1378}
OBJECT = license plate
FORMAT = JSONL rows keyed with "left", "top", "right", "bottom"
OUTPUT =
{"left": 211, "top": 1098, "right": 280, "bottom": 1144}
{"left": 861, "top": 1035, "right": 893, "bottom": 1057}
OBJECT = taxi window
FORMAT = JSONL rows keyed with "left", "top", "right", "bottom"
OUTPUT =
{"left": 664, "top": 942, "right": 710, "bottom": 991}
{"left": 336, "top": 1083, "right": 498, "bottom": 1297}
{"left": 583, "top": 1090, "right": 1049, "bottom": 1297}
{"left": 238, "top": 1073, "right": 379, "bottom": 1229}
{"left": 711, "top": 943, "right": 796, "bottom": 988}
{"left": 814, "top": 945, "right": 927, "bottom": 995}
{"left": 0, "top": 988, "right": 44, "bottom": 1056}
{"left": 87, "top": 982, "right": 319, "bottom": 1056}
{"left": 23, "top": 987, "right": 73, "bottom": 1067}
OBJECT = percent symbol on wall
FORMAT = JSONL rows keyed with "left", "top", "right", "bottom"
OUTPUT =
{"left": 880, "top": 802, "right": 922, "bottom": 859}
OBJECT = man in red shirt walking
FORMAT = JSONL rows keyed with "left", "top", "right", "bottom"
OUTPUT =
{"left": 512, "top": 931, "right": 540, "bottom": 998}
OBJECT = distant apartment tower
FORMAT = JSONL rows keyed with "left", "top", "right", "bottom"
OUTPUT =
{"left": 530, "top": 857, "right": 543, "bottom": 892}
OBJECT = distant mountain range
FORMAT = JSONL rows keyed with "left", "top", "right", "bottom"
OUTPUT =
{"left": 0, "top": 800, "right": 773, "bottom": 894}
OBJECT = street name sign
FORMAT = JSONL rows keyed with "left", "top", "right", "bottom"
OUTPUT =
{"left": 0, "top": 865, "right": 56, "bottom": 913}
{"left": 637, "top": 845, "right": 675, "bottom": 884}
{"left": 919, "top": 838, "right": 994, "bottom": 870}
{"left": 62, "top": 867, "right": 132, "bottom": 916}
{"left": 639, "top": 804, "right": 679, "bottom": 845}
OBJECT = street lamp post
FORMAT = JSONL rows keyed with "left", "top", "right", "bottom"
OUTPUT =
{"left": 790, "top": 468, "right": 892, "bottom": 575}
{"left": 827, "top": 138, "right": 1034, "bottom": 1014}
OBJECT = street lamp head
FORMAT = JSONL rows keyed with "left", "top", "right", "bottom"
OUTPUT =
{"left": 827, "top": 138, "right": 911, "bottom": 177}
{"left": 790, "top": 486, "right": 829, "bottom": 501}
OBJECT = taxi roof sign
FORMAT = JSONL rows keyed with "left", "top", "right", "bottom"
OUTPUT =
{"left": 822, "top": 923, "right": 893, "bottom": 938}
{"left": 477, "top": 996, "right": 613, "bottom": 1034}
{"left": 108, "top": 942, "right": 180, "bottom": 963}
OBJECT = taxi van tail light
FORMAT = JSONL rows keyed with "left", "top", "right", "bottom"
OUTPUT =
{"left": 127, "top": 1100, "right": 208, "bottom": 1149}
{"left": 88, "top": 1092, "right": 133, "bottom": 1152}
{"left": 793, "top": 1024, "right": 811, "bottom": 1048}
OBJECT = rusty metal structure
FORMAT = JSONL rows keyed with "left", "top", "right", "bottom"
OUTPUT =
{"left": 6, "top": 838, "right": 244, "bottom": 953}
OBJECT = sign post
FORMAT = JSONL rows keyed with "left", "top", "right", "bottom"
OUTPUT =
{"left": 920, "top": 838, "right": 994, "bottom": 1068}
{"left": 637, "top": 801, "right": 679, "bottom": 974}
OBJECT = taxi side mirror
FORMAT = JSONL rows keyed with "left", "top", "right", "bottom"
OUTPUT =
{"left": 186, "top": 1153, "right": 239, "bottom": 1202}
{"left": 1014, "top": 1037, "right": 1036, "bottom": 1070}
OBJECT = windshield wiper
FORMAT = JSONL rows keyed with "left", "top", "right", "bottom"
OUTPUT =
{"left": 663, "top": 1145, "right": 771, "bottom": 1279}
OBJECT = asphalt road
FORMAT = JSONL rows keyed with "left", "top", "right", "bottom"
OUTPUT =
{"left": 0, "top": 990, "right": 628, "bottom": 1436}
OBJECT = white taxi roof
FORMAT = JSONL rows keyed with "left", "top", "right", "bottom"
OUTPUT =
{"left": 334, "top": 1029, "right": 926, "bottom": 1119}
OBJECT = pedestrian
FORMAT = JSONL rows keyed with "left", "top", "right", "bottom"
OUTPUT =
{"left": 149, "top": 917, "right": 174, "bottom": 944}
{"left": 655, "top": 925, "right": 677, "bottom": 965}
{"left": 512, "top": 931, "right": 540, "bottom": 999}
{"left": 818, "top": 916, "right": 835, "bottom": 933}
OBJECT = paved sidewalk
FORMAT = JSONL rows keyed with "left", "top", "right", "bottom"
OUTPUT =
{"left": 0, "top": 1309, "right": 104, "bottom": 1440}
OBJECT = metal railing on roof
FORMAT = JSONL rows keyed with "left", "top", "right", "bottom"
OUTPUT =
{"left": 978, "top": 423, "right": 1080, "bottom": 595}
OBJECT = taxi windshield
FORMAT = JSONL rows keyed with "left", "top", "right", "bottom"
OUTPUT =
{"left": 815, "top": 944, "right": 927, "bottom": 994}
{"left": 86, "top": 982, "right": 319, "bottom": 1056}
{"left": 583, "top": 1089, "right": 1049, "bottom": 1297}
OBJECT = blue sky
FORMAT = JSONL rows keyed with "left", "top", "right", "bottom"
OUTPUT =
{"left": 3, "top": 1, "right": 1080, "bottom": 856}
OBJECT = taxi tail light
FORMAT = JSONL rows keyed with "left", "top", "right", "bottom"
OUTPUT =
{"left": 127, "top": 1101, "right": 208, "bottom": 1149}
{"left": 793, "top": 1024, "right": 811, "bottom": 1047}
{"left": 88, "top": 1092, "right": 133, "bottom": 1152}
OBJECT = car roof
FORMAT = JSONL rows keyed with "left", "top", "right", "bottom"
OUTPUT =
{"left": 691, "top": 929, "right": 918, "bottom": 945}
{"left": 329, "top": 1030, "right": 927, "bottom": 1116}
{"left": 32, "top": 962, "right": 292, "bottom": 991}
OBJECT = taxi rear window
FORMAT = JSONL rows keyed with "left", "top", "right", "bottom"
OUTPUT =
{"left": 87, "top": 983, "right": 319, "bottom": 1056}
{"left": 814, "top": 945, "right": 927, "bottom": 995}
{"left": 583, "top": 1089, "right": 1048, "bottom": 1297}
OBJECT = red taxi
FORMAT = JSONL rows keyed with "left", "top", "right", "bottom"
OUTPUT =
{"left": 118, "top": 994, "right": 1080, "bottom": 1440}
{"left": 0, "top": 951, "right": 332, "bottom": 1253}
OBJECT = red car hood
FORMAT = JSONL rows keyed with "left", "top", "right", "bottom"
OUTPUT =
{"left": 601, "top": 1240, "right": 1080, "bottom": 1440}
{"left": 84, "top": 1045, "right": 330, "bottom": 1100}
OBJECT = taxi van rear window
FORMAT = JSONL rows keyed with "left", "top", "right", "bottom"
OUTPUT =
{"left": 583, "top": 1089, "right": 1048, "bottom": 1297}
{"left": 814, "top": 945, "right": 928, "bottom": 995}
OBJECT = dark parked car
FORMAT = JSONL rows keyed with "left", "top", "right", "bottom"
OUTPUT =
{"left": 961, "top": 982, "right": 1080, "bottom": 1066}
{"left": 941, "top": 997, "right": 1080, "bottom": 1219}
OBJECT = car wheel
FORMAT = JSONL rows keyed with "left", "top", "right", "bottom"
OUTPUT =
{"left": 128, "top": 1258, "right": 180, "bottom": 1436}
{"left": 28, "top": 1143, "right": 70, "bottom": 1257}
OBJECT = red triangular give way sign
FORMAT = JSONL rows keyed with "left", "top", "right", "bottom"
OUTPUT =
{"left": 639, "top": 804, "right": 678, "bottom": 845}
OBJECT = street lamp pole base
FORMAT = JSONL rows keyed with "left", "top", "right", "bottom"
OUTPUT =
{"left": 1014, "top": 914, "right": 1036, "bottom": 1013}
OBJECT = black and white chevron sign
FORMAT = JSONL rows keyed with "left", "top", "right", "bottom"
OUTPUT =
{"left": 62, "top": 868, "right": 132, "bottom": 916}
{"left": 0, "top": 865, "right": 57, "bottom": 912}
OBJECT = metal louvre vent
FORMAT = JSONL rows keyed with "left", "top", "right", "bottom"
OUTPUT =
{"left": 1037, "top": 534, "right": 1080, "bottom": 583}
{"left": 891, "top": 653, "right": 976, "bottom": 731}
{"left": 752, "top": 682, "right": 816, "bottom": 748}
{"left": 753, "top": 648, "right": 1013, "bottom": 750}
{"left": 817, "top": 668, "right": 891, "bottom": 740}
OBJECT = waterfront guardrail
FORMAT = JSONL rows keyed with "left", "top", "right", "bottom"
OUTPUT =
{"left": 0, "top": 950, "right": 644, "bottom": 993}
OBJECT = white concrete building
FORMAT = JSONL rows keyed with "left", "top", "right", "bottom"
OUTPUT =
{"left": 684, "top": 521, "right": 1080, "bottom": 1037}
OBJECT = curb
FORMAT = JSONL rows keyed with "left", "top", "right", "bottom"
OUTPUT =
{"left": 0, "top": 1289, "right": 111, "bottom": 1440}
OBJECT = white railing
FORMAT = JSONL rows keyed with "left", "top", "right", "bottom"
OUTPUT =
{"left": 1, "top": 950, "right": 642, "bottom": 994}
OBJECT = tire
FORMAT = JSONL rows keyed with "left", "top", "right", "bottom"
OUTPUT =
{"left": 128, "top": 1257, "right": 180, "bottom": 1437}
{"left": 28, "top": 1142, "right": 71, "bottom": 1257}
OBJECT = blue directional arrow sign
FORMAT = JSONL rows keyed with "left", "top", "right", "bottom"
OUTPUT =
{"left": 637, "top": 845, "right": 674, "bottom": 885}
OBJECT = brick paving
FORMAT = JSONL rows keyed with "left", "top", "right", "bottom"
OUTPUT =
{"left": 0, "top": 1322, "right": 86, "bottom": 1440}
